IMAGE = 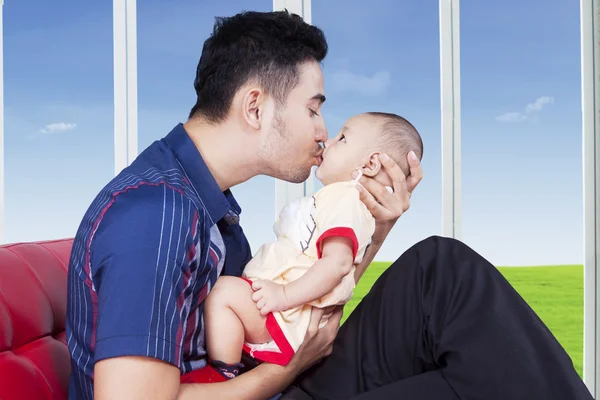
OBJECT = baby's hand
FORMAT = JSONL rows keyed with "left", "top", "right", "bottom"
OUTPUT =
{"left": 251, "top": 280, "right": 288, "bottom": 315}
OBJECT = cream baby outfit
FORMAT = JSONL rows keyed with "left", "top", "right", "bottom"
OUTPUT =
{"left": 241, "top": 178, "right": 375, "bottom": 366}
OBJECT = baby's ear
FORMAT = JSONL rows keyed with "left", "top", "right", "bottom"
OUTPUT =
{"left": 362, "top": 152, "right": 382, "bottom": 177}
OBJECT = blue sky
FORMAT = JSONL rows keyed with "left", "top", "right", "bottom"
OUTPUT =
{"left": 2, "top": 0, "right": 583, "bottom": 266}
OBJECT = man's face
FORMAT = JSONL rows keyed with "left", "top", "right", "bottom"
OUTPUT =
{"left": 260, "top": 60, "right": 328, "bottom": 183}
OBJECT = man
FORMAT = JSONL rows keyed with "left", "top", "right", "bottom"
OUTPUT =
{"left": 66, "top": 10, "right": 591, "bottom": 400}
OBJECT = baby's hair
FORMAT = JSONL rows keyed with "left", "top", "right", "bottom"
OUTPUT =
{"left": 366, "top": 112, "right": 423, "bottom": 176}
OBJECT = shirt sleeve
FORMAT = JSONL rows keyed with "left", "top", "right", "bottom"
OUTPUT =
{"left": 90, "top": 183, "right": 199, "bottom": 368}
{"left": 313, "top": 182, "right": 376, "bottom": 264}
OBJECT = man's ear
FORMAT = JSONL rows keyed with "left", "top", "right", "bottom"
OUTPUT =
{"left": 241, "top": 87, "right": 264, "bottom": 130}
{"left": 362, "top": 152, "right": 382, "bottom": 177}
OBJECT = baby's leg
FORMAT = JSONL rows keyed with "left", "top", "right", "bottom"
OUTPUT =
{"left": 205, "top": 276, "right": 272, "bottom": 371}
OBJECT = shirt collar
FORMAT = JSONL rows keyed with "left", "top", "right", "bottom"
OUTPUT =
{"left": 163, "top": 123, "right": 241, "bottom": 224}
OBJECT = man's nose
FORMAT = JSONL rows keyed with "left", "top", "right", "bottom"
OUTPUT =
{"left": 315, "top": 121, "right": 328, "bottom": 143}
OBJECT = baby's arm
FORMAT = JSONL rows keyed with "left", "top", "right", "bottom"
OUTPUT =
{"left": 283, "top": 236, "right": 354, "bottom": 308}
{"left": 252, "top": 236, "right": 354, "bottom": 315}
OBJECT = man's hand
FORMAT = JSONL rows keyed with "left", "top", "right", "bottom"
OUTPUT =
{"left": 289, "top": 305, "right": 343, "bottom": 374}
{"left": 355, "top": 151, "right": 423, "bottom": 240}
{"left": 251, "top": 279, "right": 288, "bottom": 315}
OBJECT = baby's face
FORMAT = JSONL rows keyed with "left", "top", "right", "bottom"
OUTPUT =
{"left": 315, "top": 114, "right": 381, "bottom": 185}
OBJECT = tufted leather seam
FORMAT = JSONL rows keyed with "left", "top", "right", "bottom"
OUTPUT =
{"left": 5, "top": 247, "right": 58, "bottom": 337}
{"left": 38, "top": 243, "right": 69, "bottom": 274}
{"left": 53, "top": 330, "right": 68, "bottom": 344}
{"left": 0, "top": 288, "right": 15, "bottom": 350}
{"left": 17, "top": 350, "right": 55, "bottom": 397}
{"left": 3, "top": 238, "right": 73, "bottom": 248}
{"left": 12, "top": 332, "right": 65, "bottom": 353}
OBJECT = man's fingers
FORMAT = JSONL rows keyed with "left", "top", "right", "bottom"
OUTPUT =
{"left": 358, "top": 174, "right": 393, "bottom": 205}
{"left": 357, "top": 185, "right": 379, "bottom": 211}
{"left": 320, "top": 307, "right": 342, "bottom": 355}
{"left": 406, "top": 151, "right": 423, "bottom": 193}
{"left": 309, "top": 307, "right": 325, "bottom": 324}
{"left": 325, "top": 306, "right": 343, "bottom": 329}
{"left": 357, "top": 185, "right": 388, "bottom": 220}
{"left": 321, "top": 305, "right": 337, "bottom": 316}
{"left": 307, "top": 308, "right": 325, "bottom": 337}
{"left": 379, "top": 153, "right": 407, "bottom": 192}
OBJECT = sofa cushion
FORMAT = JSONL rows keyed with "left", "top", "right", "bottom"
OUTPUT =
{"left": 0, "top": 238, "right": 225, "bottom": 399}
{"left": 0, "top": 239, "right": 73, "bottom": 400}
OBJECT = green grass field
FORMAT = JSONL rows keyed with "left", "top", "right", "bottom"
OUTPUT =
{"left": 343, "top": 262, "right": 584, "bottom": 377}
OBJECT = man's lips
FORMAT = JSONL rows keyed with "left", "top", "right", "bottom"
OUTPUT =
{"left": 315, "top": 149, "right": 324, "bottom": 166}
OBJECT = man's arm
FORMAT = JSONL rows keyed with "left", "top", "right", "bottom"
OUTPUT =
{"left": 177, "top": 359, "right": 298, "bottom": 400}
{"left": 94, "top": 309, "right": 342, "bottom": 400}
{"left": 90, "top": 184, "right": 195, "bottom": 399}
{"left": 354, "top": 234, "right": 385, "bottom": 283}
{"left": 94, "top": 356, "right": 180, "bottom": 399}
{"left": 354, "top": 151, "right": 424, "bottom": 283}
{"left": 94, "top": 310, "right": 342, "bottom": 400}
{"left": 95, "top": 306, "right": 343, "bottom": 400}
{"left": 93, "top": 354, "right": 296, "bottom": 400}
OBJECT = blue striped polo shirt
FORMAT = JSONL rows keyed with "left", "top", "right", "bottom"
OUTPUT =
{"left": 66, "top": 123, "right": 252, "bottom": 399}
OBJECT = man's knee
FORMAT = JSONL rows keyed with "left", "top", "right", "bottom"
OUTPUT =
{"left": 409, "top": 235, "right": 465, "bottom": 253}
{"left": 387, "top": 235, "right": 495, "bottom": 276}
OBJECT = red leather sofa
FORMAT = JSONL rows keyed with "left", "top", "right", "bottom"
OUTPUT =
{"left": 0, "top": 239, "right": 223, "bottom": 400}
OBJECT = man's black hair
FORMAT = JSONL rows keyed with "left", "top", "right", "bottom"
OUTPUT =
{"left": 189, "top": 10, "right": 328, "bottom": 123}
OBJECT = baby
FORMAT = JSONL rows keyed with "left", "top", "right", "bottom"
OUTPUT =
{"left": 204, "top": 112, "right": 423, "bottom": 379}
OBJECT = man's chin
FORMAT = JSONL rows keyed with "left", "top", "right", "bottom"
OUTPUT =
{"left": 277, "top": 169, "right": 312, "bottom": 184}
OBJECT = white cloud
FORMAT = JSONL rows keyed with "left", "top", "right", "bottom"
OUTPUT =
{"left": 524, "top": 96, "right": 554, "bottom": 113}
{"left": 495, "top": 96, "right": 554, "bottom": 122}
{"left": 329, "top": 70, "right": 391, "bottom": 97}
{"left": 39, "top": 122, "right": 77, "bottom": 134}
{"left": 496, "top": 112, "right": 526, "bottom": 122}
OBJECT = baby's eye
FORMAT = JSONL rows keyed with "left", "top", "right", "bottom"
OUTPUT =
{"left": 339, "top": 135, "right": 346, "bottom": 142}
{"left": 309, "top": 109, "right": 319, "bottom": 117}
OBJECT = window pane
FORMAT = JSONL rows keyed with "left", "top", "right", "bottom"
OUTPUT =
{"left": 4, "top": 1, "right": 113, "bottom": 242}
{"left": 462, "top": 1, "right": 583, "bottom": 375}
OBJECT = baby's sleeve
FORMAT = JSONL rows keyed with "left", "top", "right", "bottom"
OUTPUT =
{"left": 313, "top": 183, "right": 376, "bottom": 264}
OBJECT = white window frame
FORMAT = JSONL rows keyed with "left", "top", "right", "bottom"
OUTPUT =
{"left": 113, "top": 0, "right": 138, "bottom": 176}
{"left": 272, "top": 0, "right": 314, "bottom": 218}
{"left": 439, "top": 0, "right": 462, "bottom": 240}
{"left": 581, "top": 0, "right": 600, "bottom": 395}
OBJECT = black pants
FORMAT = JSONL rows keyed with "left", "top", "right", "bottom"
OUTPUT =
{"left": 282, "top": 236, "right": 592, "bottom": 399}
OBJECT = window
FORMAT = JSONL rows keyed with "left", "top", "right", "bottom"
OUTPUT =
{"left": 3, "top": 1, "right": 113, "bottom": 242}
